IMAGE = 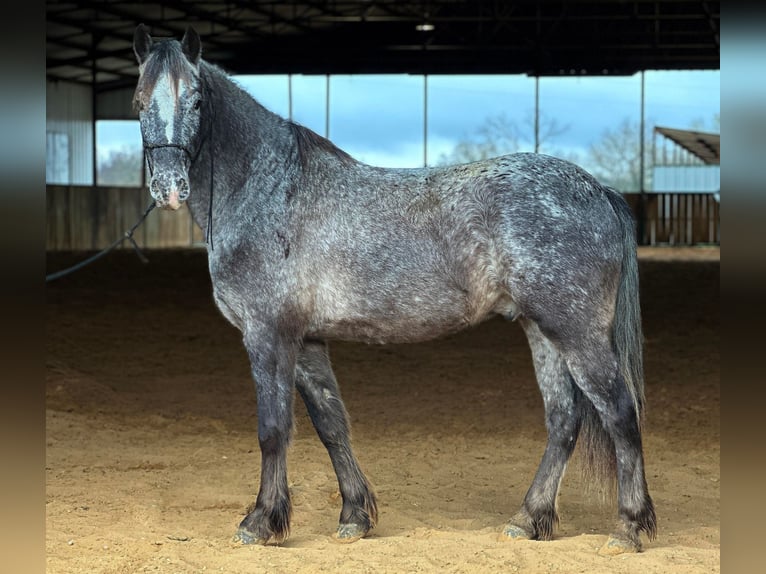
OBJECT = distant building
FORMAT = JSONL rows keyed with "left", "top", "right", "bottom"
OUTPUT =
{"left": 652, "top": 126, "right": 720, "bottom": 202}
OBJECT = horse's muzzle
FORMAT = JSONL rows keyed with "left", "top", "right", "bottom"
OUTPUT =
{"left": 149, "top": 172, "right": 190, "bottom": 210}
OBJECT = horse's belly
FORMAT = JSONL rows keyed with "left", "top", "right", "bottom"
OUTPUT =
{"left": 303, "top": 233, "right": 508, "bottom": 343}
{"left": 307, "top": 281, "right": 502, "bottom": 344}
{"left": 309, "top": 311, "right": 469, "bottom": 344}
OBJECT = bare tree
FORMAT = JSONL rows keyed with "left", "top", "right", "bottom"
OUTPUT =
{"left": 437, "top": 113, "right": 520, "bottom": 165}
{"left": 437, "top": 112, "right": 572, "bottom": 165}
{"left": 437, "top": 112, "right": 718, "bottom": 194}
{"left": 689, "top": 113, "right": 720, "bottom": 132}
{"left": 585, "top": 118, "right": 651, "bottom": 192}
{"left": 438, "top": 111, "right": 643, "bottom": 188}
{"left": 97, "top": 147, "right": 143, "bottom": 187}
{"left": 524, "top": 110, "right": 573, "bottom": 158}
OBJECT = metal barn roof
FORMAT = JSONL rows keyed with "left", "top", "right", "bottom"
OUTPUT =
{"left": 47, "top": 1, "right": 720, "bottom": 93}
{"left": 655, "top": 126, "right": 720, "bottom": 165}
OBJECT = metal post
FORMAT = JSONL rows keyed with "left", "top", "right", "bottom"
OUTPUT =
{"left": 638, "top": 70, "right": 647, "bottom": 244}
{"left": 423, "top": 74, "right": 428, "bottom": 167}
{"left": 288, "top": 74, "right": 293, "bottom": 122}
{"left": 91, "top": 42, "right": 98, "bottom": 187}
{"left": 640, "top": 71, "right": 645, "bottom": 192}
{"left": 325, "top": 75, "right": 330, "bottom": 139}
{"left": 534, "top": 76, "right": 540, "bottom": 154}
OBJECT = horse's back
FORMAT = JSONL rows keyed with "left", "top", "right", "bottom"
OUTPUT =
{"left": 418, "top": 152, "right": 626, "bottom": 279}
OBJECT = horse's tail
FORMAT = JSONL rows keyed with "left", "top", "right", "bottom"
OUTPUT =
{"left": 605, "top": 187, "right": 646, "bottom": 422}
{"left": 579, "top": 187, "right": 645, "bottom": 494}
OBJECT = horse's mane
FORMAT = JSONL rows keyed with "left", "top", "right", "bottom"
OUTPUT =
{"left": 197, "top": 58, "right": 354, "bottom": 170}
{"left": 288, "top": 123, "right": 355, "bottom": 171}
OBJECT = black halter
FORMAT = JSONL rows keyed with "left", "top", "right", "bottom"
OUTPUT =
{"left": 142, "top": 103, "right": 215, "bottom": 249}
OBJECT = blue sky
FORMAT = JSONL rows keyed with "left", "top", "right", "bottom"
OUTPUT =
{"left": 98, "top": 69, "right": 720, "bottom": 171}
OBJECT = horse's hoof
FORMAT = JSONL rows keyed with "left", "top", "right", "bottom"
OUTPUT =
{"left": 332, "top": 523, "right": 368, "bottom": 543}
{"left": 598, "top": 535, "right": 641, "bottom": 556}
{"left": 232, "top": 528, "right": 270, "bottom": 546}
{"left": 500, "top": 523, "right": 532, "bottom": 541}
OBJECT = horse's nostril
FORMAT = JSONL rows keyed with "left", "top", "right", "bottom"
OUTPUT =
{"left": 177, "top": 178, "right": 190, "bottom": 198}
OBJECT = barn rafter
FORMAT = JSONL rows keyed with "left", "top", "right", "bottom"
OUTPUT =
{"left": 47, "top": 0, "right": 720, "bottom": 92}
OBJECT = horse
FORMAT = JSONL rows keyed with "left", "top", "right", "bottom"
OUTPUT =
{"left": 132, "top": 24, "right": 657, "bottom": 554}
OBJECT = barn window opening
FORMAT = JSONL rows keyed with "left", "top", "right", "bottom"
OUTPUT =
{"left": 96, "top": 120, "right": 143, "bottom": 187}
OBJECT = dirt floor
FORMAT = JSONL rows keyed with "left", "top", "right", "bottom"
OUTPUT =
{"left": 45, "top": 246, "right": 720, "bottom": 574}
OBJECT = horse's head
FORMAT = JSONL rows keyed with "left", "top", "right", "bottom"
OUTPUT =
{"left": 133, "top": 24, "right": 206, "bottom": 210}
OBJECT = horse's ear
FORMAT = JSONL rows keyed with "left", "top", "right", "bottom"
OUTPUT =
{"left": 181, "top": 27, "right": 202, "bottom": 66}
{"left": 133, "top": 23, "right": 152, "bottom": 65}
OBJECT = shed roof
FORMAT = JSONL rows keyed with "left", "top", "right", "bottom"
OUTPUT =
{"left": 654, "top": 126, "right": 720, "bottom": 165}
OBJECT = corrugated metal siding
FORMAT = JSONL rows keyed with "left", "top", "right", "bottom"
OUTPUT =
{"left": 652, "top": 165, "right": 720, "bottom": 193}
{"left": 97, "top": 88, "right": 137, "bottom": 120}
{"left": 46, "top": 80, "right": 93, "bottom": 185}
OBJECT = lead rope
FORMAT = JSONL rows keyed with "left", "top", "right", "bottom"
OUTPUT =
{"left": 45, "top": 200, "right": 156, "bottom": 282}
{"left": 205, "top": 95, "right": 215, "bottom": 250}
{"left": 206, "top": 136, "right": 214, "bottom": 249}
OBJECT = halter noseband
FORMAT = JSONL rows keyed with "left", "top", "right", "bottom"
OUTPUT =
{"left": 142, "top": 142, "right": 197, "bottom": 178}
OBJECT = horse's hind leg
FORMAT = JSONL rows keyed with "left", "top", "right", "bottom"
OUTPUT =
{"left": 295, "top": 340, "right": 378, "bottom": 542}
{"left": 502, "top": 319, "right": 582, "bottom": 541}
{"left": 561, "top": 334, "right": 656, "bottom": 554}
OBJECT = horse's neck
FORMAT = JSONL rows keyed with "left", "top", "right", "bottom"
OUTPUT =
{"left": 186, "top": 71, "right": 295, "bottom": 233}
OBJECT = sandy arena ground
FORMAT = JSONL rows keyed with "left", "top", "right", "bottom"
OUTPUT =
{"left": 46, "top": 246, "right": 720, "bottom": 573}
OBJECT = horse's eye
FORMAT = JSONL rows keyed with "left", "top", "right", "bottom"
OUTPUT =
{"left": 193, "top": 99, "right": 202, "bottom": 110}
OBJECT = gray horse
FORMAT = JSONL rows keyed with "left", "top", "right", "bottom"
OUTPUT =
{"left": 132, "top": 24, "right": 656, "bottom": 554}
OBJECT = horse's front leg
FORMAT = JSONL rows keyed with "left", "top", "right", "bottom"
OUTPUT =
{"left": 234, "top": 322, "right": 298, "bottom": 545}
